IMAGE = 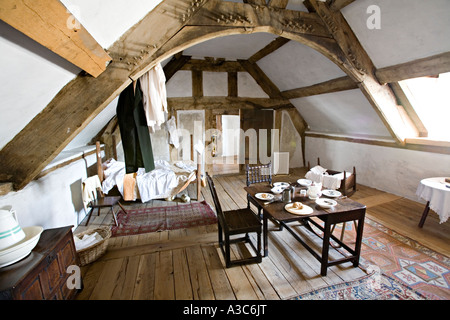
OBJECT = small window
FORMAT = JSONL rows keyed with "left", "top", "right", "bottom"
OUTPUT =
{"left": 399, "top": 72, "right": 450, "bottom": 141}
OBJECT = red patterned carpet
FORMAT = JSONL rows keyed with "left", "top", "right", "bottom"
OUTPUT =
{"left": 111, "top": 201, "right": 217, "bottom": 237}
{"left": 327, "top": 218, "right": 450, "bottom": 300}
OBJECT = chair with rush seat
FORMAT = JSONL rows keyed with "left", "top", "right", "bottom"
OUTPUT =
{"left": 206, "top": 172, "right": 262, "bottom": 268}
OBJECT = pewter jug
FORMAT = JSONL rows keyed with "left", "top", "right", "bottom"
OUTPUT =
{"left": 282, "top": 186, "right": 292, "bottom": 203}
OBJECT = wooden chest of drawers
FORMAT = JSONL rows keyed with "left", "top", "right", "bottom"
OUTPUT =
{"left": 0, "top": 226, "right": 81, "bottom": 300}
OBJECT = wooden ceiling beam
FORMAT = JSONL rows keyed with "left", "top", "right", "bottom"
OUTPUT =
{"left": 238, "top": 59, "right": 283, "bottom": 99}
{"left": 281, "top": 75, "right": 358, "bottom": 99}
{"left": 376, "top": 52, "right": 450, "bottom": 84}
{"left": 168, "top": 96, "right": 291, "bottom": 110}
{"left": 0, "top": 0, "right": 364, "bottom": 190}
{"left": 163, "top": 54, "right": 192, "bottom": 82}
{"left": 268, "top": 0, "right": 289, "bottom": 9}
{"left": 181, "top": 59, "right": 244, "bottom": 72}
{"left": 306, "top": 0, "right": 418, "bottom": 144}
{"left": 248, "top": 36, "right": 290, "bottom": 63}
{"left": 0, "top": 0, "right": 111, "bottom": 77}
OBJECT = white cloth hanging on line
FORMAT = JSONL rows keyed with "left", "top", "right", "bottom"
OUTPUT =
{"left": 139, "top": 63, "right": 168, "bottom": 133}
{"left": 166, "top": 116, "right": 180, "bottom": 148}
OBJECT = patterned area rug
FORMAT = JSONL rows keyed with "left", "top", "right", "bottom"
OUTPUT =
{"left": 292, "top": 271, "right": 428, "bottom": 300}
{"left": 111, "top": 201, "right": 217, "bottom": 237}
{"left": 312, "top": 218, "right": 450, "bottom": 300}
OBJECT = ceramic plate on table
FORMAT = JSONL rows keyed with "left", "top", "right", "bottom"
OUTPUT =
{"left": 297, "top": 179, "right": 312, "bottom": 187}
{"left": 255, "top": 193, "right": 274, "bottom": 201}
{"left": 284, "top": 203, "right": 313, "bottom": 215}
{"left": 273, "top": 182, "right": 290, "bottom": 188}
{"left": 322, "top": 190, "right": 341, "bottom": 198}
{"left": 316, "top": 198, "right": 337, "bottom": 209}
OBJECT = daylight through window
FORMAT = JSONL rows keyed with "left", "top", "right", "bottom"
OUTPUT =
{"left": 399, "top": 72, "right": 450, "bottom": 141}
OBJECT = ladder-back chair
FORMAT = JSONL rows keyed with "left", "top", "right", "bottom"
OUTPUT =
{"left": 245, "top": 162, "right": 272, "bottom": 217}
{"left": 206, "top": 172, "right": 262, "bottom": 268}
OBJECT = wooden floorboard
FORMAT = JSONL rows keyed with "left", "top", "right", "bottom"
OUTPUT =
{"left": 75, "top": 168, "right": 450, "bottom": 300}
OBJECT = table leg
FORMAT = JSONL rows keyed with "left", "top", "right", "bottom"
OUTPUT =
{"left": 320, "top": 218, "right": 331, "bottom": 276}
{"left": 263, "top": 211, "right": 268, "bottom": 257}
{"left": 418, "top": 201, "right": 430, "bottom": 228}
{"left": 353, "top": 216, "right": 365, "bottom": 268}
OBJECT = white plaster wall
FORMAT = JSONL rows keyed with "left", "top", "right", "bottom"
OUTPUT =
{"left": 166, "top": 70, "right": 192, "bottom": 97}
{"left": 183, "top": 32, "right": 278, "bottom": 60}
{"left": 0, "top": 153, "right": 98, "bottom": 231}
{"left": 0, "top": 21, "right": 79, "bottom": 150}
{"left": 257, "top": 40, "right": 347, "bottom": 91}
{"left": 305, "top": 136, "right": 450, "bottom": 202}
{"left": 280, "top": 111, "right": 303, "bottom": 168}
{"left": 343, "top": 0, "right": 450, "bottom": 68}
{"left": 291, "top": 89, "right": 392, "bottom": 138}
{"left": 60, "top": 0, "right": 163, "bottom": 49}
{"left": 64, "top": 97, "right": 119, "bottom": 150}
{"left": 203, "top": 72, "right": 228, "bottom": 96}
{"left": 238, "top": 72, "right": 269, "bottom": 98}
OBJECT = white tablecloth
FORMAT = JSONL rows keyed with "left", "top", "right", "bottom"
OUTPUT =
{"left": 416, "top": 177, "right": 450, "bottom": 224}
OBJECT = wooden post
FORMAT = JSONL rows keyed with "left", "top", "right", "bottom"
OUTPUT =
{"left": 96, "top": 141, "right": 103, "bottom": 182}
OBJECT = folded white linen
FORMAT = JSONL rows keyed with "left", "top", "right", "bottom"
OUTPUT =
{"left": 74, "top": 232, "right": 103, "bottom": 251}
{"left": 322, "top": 175, "right": 341, "bottom": 190}
{"left": 305, "top": 170, "right": 323, "bottom": 184}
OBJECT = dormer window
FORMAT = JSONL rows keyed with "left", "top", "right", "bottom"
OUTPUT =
{"left": 399, "top": 72, "right": 450, "bottom": 142}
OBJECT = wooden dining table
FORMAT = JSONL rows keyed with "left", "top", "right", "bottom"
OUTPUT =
{"left": 245, "top": 184, "right": 366, "bottom": 276}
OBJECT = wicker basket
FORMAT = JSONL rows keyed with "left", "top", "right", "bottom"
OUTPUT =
{"left": 74, "top": 227, "right": 111, "bottom": 266}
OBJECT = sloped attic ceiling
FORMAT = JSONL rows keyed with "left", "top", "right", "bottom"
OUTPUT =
{"left": 0, "top": 0, "right": 449, "bottom": 190}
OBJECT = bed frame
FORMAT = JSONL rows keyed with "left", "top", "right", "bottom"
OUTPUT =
{"left": 307, "top": 157, "right": 356, "bottom": 197}
{"left": 95, "top": 141, "right": 202, "bottom": 200}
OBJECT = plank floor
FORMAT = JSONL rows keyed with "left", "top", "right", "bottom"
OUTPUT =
{"left": 74, "top": 168, "right": 450, "bottom": 300}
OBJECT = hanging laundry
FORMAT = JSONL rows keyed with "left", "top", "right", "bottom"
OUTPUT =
{"left": 116, "top": 80, "right": 155, "bottom": 174}
{"left": 139, "top": 63, "right": 168, "bottom": 133}
{"left": 166, "top": 115, "right": 179, "bottom": 148}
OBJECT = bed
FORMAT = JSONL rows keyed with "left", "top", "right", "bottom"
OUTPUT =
{"left": 306, "top": 157, "right": 356, "bottom": 197}
{"left": 94, "top": 142, "right": 202, "bottom": 203}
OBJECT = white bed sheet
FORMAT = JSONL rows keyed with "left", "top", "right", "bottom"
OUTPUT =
{"left": 102, "top": 159, "right": 196, "bottom": 202}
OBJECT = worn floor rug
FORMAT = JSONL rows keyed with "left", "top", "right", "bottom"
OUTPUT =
{"left": 292, "top": 270, "right": 428, "bottom": 300}
{"left": 111, "top": 201, "right": 217, "bottom": 237}
{"left": 310, "top": 217, "right": 450, "bottom": 300}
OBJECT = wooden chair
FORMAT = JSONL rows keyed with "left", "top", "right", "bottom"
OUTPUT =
{"left": 206, "top": 172, "right": 262, "bottom": 268}
{"left": 245, "top": 162, "right": 272, "bottom": 217}
{"left": 82, "top": 175, "right": 127, "bottom": 226}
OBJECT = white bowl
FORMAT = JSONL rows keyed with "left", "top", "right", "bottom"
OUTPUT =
{"left": 271, "top": 186, "right": 284, "bottom": 194}
{"left": 315, "top": 198, "right": 337, "bottom": 209}
{"left": 297, "top": 179, "right": 312, "bottom": 187}
{"left": 273, "top": 182, "right": 290, "bottom": 189}
{"left": 0, "top": 226, "right": 43, "bottom": 268}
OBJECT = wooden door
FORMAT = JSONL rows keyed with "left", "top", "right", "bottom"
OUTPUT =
{"left": 240, "top": 109, "right": 273, "bottom": 171}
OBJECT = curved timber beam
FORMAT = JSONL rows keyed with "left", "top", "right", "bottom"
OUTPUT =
{"left": 0, "top": 0, "right": 412, "bottom": 190}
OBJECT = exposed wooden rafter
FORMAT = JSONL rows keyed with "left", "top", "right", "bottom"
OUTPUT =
{"left": 281, "top": 75, "right": 358, "bottom": 99}
{"left": 306, "top": 0, "right": 418, "bottom": 144}
{"left": 0, "top": 0, "right": 111, "bottom": 77}
{"left": 376, "top": 51, "right": 450, "bottom": 84}
{"left": 163, "top": 53, "right": 192, "bottom": 82}
{"left": 248, "top": 36, "right": 290, "bottom": 63}
{"left": 0, "top": 0, "right": 428, "bottom": 190}
{"left": 268, "top": 0, "right": 289, "bottom": 9}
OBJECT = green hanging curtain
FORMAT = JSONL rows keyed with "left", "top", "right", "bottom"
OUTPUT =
{"left": 116, "top": 80, "right": 155, "bottom": 173}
